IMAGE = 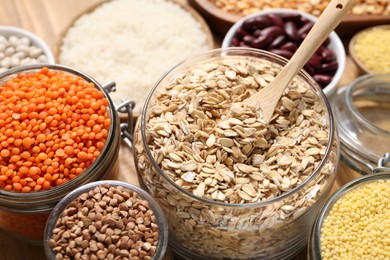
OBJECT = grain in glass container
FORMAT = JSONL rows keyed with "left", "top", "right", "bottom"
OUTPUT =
{"left": 309, "top": 153, "right": 390, "bottom": 259}
{"left": 333, "top": 74, "right": 390, "bottom": 186}
{"left": 44, "top": 180, "right": 168, "bottom": 260}
{"left": 133, "top": 48, "right": 340, "bottom": 259}
{"left": 0, "top": 64, "right": 127, "bottom": 244}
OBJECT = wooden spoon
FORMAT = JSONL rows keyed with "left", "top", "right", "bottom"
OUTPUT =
{"left": 242, "top": 0, "right": 354, "bottom": 123}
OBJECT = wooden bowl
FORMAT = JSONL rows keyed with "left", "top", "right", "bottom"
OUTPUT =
{"left": 188, "top": 0, "right": 240, "bottom": 36}
{"left": 55, "top": 0, "right": 214, "bottom": 61}
{"left": 55, "top": 0, "right": 215, "bottom": 120}
{"left": 189, "top": 0, "right": 390, "bottom": 38}
{"left": 349, "top": 25, "right": 390, "bottom": 75}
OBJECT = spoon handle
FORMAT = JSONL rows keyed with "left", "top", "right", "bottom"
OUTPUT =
{"left": 246, "top": 0, "right": 354, "bottom": 122}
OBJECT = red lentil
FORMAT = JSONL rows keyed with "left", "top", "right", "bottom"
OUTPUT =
{"left": 0, "top": 68, "right": 110, "bottom": 192}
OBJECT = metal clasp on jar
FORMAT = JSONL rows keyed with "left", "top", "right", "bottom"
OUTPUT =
{"left": 373, "top": 153, "right": 390, "bottom": 174}
{"left": 102, "top": 82, "right": 136, "bottom": 148}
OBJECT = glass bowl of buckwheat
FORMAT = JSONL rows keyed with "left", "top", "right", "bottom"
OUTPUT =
{"left": 43, "top": 180, "right": 168, "bottom": 260}
{"left": 133, "top": 48, "right": 340, "bottom": 260}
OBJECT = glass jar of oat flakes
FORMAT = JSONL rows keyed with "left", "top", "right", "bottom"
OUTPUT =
{"left": 133, "top": 48, "right": 340, "bottom": 259}
{"left": 0, "top": 64, "right": 134, "bottom": 244}
{"left": 332, "top": 74, "right": 390, "bottom": 186}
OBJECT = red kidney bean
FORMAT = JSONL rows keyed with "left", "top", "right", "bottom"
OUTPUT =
{"left": 313, "top": 74, "right": 333, "bottom": 86}
{"left": 280, "top": 42, "right": 297, "bottom": 52}
{"left": 280, "top": 13, "right": 302, "bottom": 22}
{"left": 306, "top": 53, "right": 322, "bottom": 69}
{"left": 266, "top": 13, "right": 284, "bottom": 28}
{"left": 269, "top": 49, "right": 293, "bottom": 59}
{"left": 261, "top": 26, "right": 284, "bottom": 39}
{"left": 321, "top": 48, "right": 336, "bottom": 62}
{"left": 268, "top": 35, "right": 287, "bottom": 49}
{"left": 297, "top": 22, "right": 314, "bottom": 37}
{"left": 253, "top": 35, "right": 272, "bottom": 49}
{"left": 236, "top": 28, "right": 250, "bottom": 39}
{"left": 284, "top": 21, "right": 300, "bottom": 42}
{"left": 320, "top": 61, "right": 338, "bottom": 72}
{"left": 253, "top": 29, "right": 262, "bottom": 37}
{"left": 243, "top": 35, "right": 256, "bottom": 45}
{"left": 242, "top": 16, "right": 271, "bottom": 31}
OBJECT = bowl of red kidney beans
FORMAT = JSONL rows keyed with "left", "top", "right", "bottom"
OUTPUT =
{"left": 222, "top": 8, "right": 346, "bottom": 98}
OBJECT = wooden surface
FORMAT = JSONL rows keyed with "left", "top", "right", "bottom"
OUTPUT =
{"left": 0, "top": 0, "right": 362, "bottom": 259}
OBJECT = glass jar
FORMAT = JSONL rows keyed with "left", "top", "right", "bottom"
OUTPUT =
{"left": 43, "top": 180, "right": 169, "bottom": 260}
{"left": 133, "top": 48, "right": 340, "bottom": 259}
{"left": 0, "top": 64, "right": 133, "bottom": 244}
{"left": 308, "top": 153, "right": 390, "bottom": 259}
{"left": 333, "top": 74, "right": 390, "bottom": 186}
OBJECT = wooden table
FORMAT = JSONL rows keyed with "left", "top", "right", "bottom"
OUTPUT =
{"left": 0, "top": 0, "right": 362, "bottom": 259}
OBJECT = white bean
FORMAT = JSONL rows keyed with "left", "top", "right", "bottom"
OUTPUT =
{"left": 1, "top": 57, "right": 11, "bottom": 68}
{"left": 20, "top": 37, "right": 30, "bottom": 46}
{"left": 0, "top": 67, "right": 7, "bottom": 73}
{"left": 37, "top": 54, "right": 48, "bottom": 63}
{"left": 13, "top": 51, "right": 26, "bottom": 60}
{"left": 5, "top": 46, "right": 15, "bottom": 56}
{"left": 20, "top": 57, "right": 32, "bottom": 65}
{"left": 29, "top": 47, "right": 43, "bottom": 58}
{"left": 0, "top": 33, "right": 49, "bottom": 71}
{"left": 9, "top": 36, "right": 20, "bottom": 46}
{"left": 16, "top": 44, "right": 28, "bottom": 53}
{"left": 10, "top": 56, "right": 20, "bottom": 67}
{"left": 0, "top": 36, "right": 7, "bottom": 44}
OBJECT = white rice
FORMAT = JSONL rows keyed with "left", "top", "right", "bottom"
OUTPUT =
{"left": 59, "top": 0, "right": 210, "bottom": 110}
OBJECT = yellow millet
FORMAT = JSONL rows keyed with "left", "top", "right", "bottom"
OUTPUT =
{"left": 353, "top": 27, "right": 390, "bottom": 74}
{"left": 320, "top": 179, "right": 390, "bottom": 259}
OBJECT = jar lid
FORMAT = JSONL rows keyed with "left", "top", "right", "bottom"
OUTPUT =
{"left": 333, "top": 74, "right": 390, "bottom": 173}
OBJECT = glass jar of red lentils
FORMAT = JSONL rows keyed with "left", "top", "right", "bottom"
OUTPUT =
{"left": 0, "top": 64, "right": 129, "bottom": 244}
{"left": 332, "top": 74, "right": 390, "bottom": 186}
{"left": 309, "top": 153, "right": 390, "bottom": 259}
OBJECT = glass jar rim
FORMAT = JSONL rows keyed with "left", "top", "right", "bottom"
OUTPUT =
{"left": 140, "top": 47, "right": 336, "bottom": 208}
{"left": 0, "top": 64, "right": 119, "bottom": 210}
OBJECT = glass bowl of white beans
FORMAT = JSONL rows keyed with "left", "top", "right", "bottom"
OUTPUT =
{"left": 0, "top": 26, "right": 55, "bottom": 73}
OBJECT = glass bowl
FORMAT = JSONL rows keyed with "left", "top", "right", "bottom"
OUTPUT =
{"left": 44, "top": 180, "right": 168, "bottom": 260}
{"left": 133, "top": 48, "right": 340, "bottom": 259}
{"left": 309, "top": 153, "right": 390, "bottom": 259}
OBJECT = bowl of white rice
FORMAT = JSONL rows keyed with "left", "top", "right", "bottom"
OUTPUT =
{"left": 58, "top": 0, "right": 214, "bottom": 113}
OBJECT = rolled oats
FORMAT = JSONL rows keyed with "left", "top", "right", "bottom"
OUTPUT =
{"left": 134, "top": 55, "right": 338, "bottom": 259}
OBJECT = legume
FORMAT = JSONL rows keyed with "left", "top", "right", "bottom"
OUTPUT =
{"left": 0, "top": 67, "right": 110, "bottom": 192}
{"left": 48, "top": 183, "right": 160, "bottom": 260}
{"left": 229, "top": 13, "right": 337, "bottom": 89}
{"left": 208, "top": 0, "right": 390, "bottom": 17}
{"left": 0, "top": 35, "right": 49, "bottom": 73}
{"left": 320, "top": 179, "right": 390, "bottom": 259}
